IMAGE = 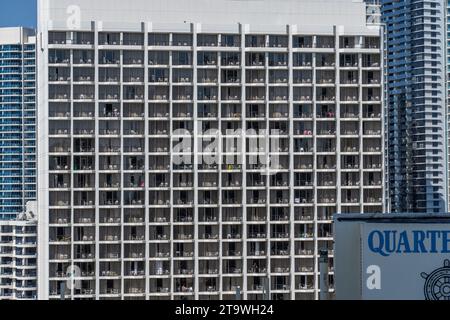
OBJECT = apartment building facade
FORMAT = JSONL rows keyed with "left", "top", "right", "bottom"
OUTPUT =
{"left": 381, "top": 0, "right": 448, "bottom": 213}
{"left": 0, "top": 28, "right": 37, "bottom": 220}
{"left": 0, "top": 202, "right": 38, "bottom": 300}
{"left": 37, "top": 0, "right": 384, "bottom": 300}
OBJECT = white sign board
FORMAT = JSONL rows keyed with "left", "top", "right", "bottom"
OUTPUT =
{"left": 361, "top": 223, "right": 450, "bottom": 300}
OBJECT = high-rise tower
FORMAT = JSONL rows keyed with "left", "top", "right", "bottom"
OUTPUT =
{"left": 381, "top": 0, "right": 448, "bottom": 213}
{"left": 37, "top": 0, "right": 384, "bottom": 300}
{"left": 0, "top": 27, "right": 38, "bottom": 301}
{"left": 0, "top": 28, "right": 36, "bottom": 220}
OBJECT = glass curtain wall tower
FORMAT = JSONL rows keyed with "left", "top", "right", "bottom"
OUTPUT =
{"left": 0, "top": 27, "right": 38, "bottom": 300}
{"left": 381, "top": 0, "right": 448, "bottom": 213}
{"left": 0, "top": 28, "right": 37, "bottom": 220}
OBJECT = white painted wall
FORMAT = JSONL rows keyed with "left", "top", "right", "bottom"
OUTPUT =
{"left": 39, "top": 0, "right": 368, "bottom": 29}
{"left": 0, "top": 27, "right": 35, "bottom": 45}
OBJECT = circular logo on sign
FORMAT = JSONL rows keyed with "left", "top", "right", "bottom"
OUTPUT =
{"left": 421, "top": 260, "right": 450, "bottom": 301}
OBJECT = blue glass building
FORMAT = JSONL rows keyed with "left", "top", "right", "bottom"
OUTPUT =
{"left": 381, "top": 0, "right": 448, "bottom": 213}
{"left": 0, "top": 28, "right": 36, "bottom": 220}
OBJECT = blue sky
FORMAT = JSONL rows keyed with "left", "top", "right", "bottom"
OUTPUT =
{"left": 0, "top": 0, "right": 37, "bottom": 29}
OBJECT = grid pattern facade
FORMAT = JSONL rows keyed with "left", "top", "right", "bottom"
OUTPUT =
{"left": 0, "top": 34, "right": 36, "bottom": 220}
{"left": 41, "top": 24, "right": 384, "bottom": 300}
{"left": 0, "top": 206, "right": 38, "bottom": 300}
{"left": 382, "top": 0, "right": 448, "bottom": 213}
